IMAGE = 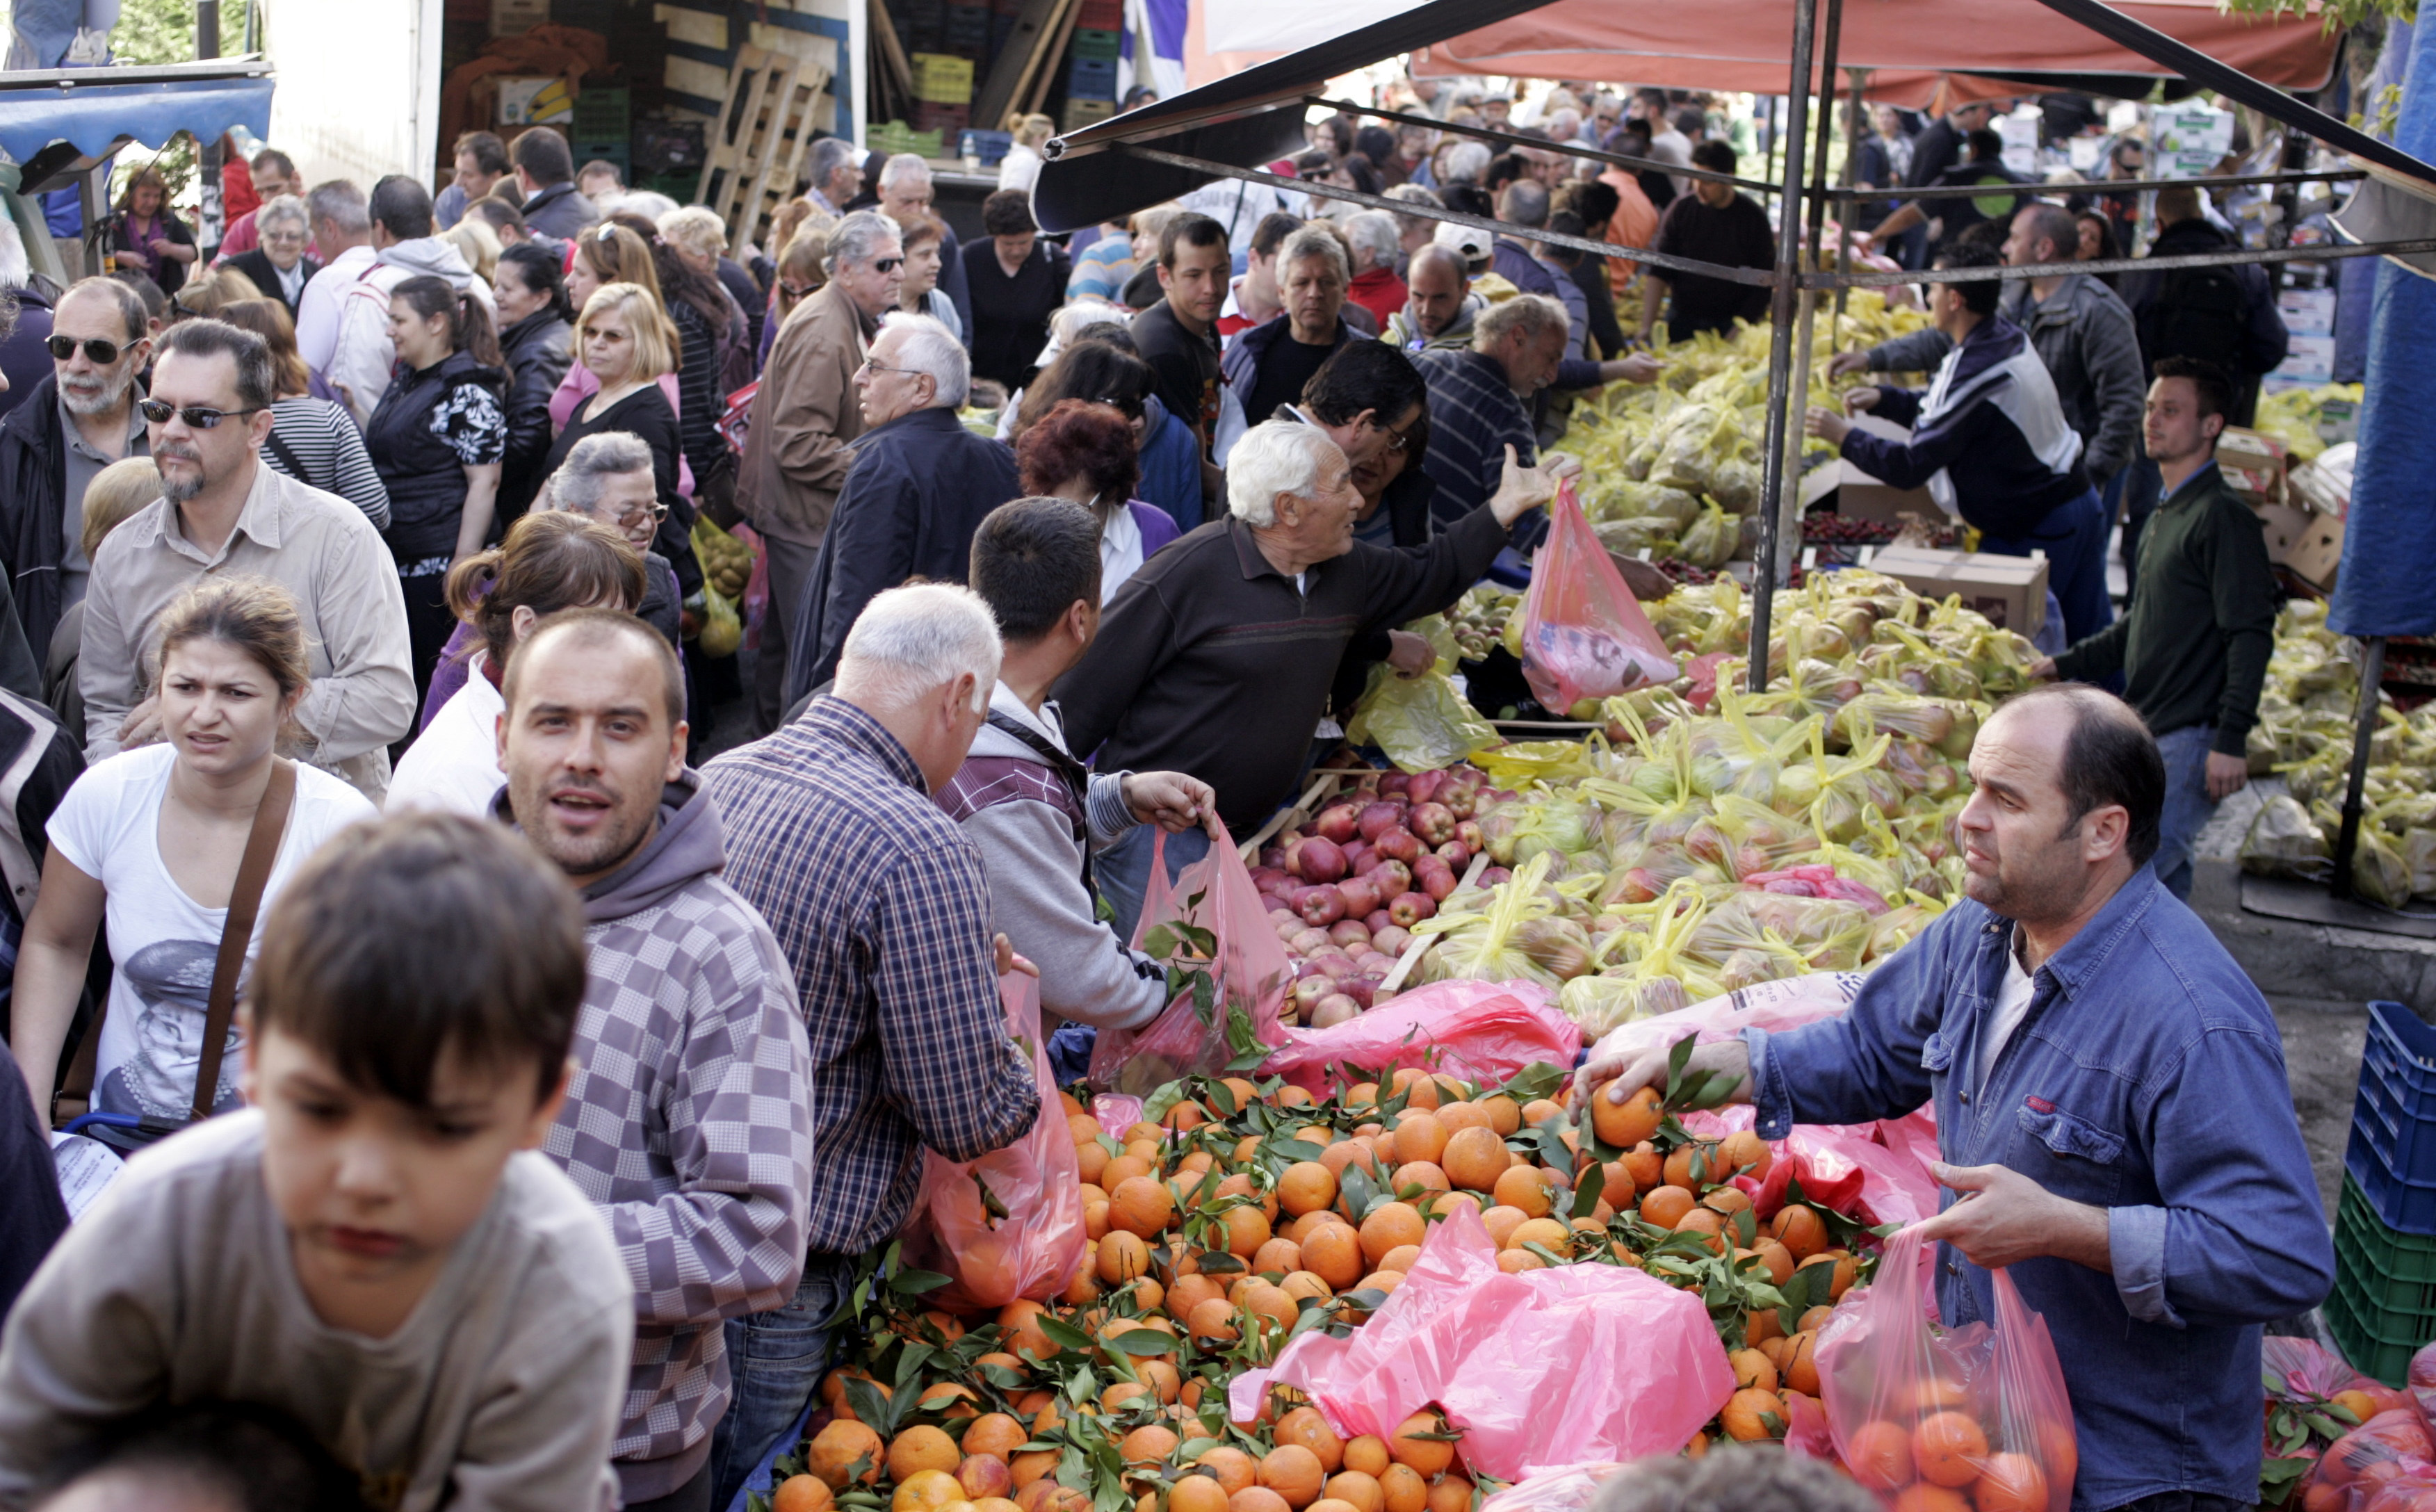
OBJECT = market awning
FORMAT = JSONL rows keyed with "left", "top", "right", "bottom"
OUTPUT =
{"left": 1036, "top": 0, "right": 2378, "bottom": 234}
{"left": 0, "top": 60, "right": 275, "bottom": 193}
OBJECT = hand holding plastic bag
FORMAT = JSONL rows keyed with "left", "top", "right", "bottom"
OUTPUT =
{"left": 1519, "top": 482, "right": 1677, "bottom": 715}
{"left": 1347, "top": 661, "right": 1500, "bottom": 774}
{"left": 898, "top": 972, "right": 1086, "bottom": 1312}
{"left": 1815, "top": 1227, "right": 2075, "bottom": 1512}
{"left": 1088, "top": 823, "right": 1293, "bottom": 1095}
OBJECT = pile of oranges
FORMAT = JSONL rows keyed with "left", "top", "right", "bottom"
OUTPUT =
{"left": 1828, "top": 1399, "right": 2070, "bottom": 1512}
{"left": 760, "top": 1064, "right": 1887, "bottom": 1512}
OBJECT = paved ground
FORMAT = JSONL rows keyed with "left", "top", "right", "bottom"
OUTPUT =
{"left": 2270, "top": 993, "right": 2369, "bottom": 1221}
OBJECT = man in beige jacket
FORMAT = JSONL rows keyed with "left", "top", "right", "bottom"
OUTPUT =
{"left": 741, "top": 211, "right": 903, "bottom": 733}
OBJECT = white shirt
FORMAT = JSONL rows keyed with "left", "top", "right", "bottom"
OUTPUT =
{"left": 385, "top": 653, "right": 506, "bottom": 817}
{"left": 294, "top": 243, "right": 376, "bottom": 377}
{"left": 1100, "top": 503, "right": 1145, "bottom": 604}
{"left": 1981, "top": 927, "right": 2039, "bottom": 1089}
{"left": 47, "top": 745, "right": 377, "bottom": 1122}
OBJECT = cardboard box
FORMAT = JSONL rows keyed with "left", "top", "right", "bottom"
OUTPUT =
{"left": 2252, "top": 502, "right": 2314, "bottom": 566}
{"left": 2278, "top": 286, "right": 2337, "bottom": 337}
{"left": 2288, "top": 442, "right": 2355, "bottom": 520}
{"left": 1865, "top": 546, "right": 2049, "bottom": 638}
{"left": 2216, "top": 427, "right": 2288, "bottom": 507}
{"left": 1794, "top": 414, "right": 1947, "bottom": 528}
{"left": 2285, "top": 512, "right": 2345, "bottom": 590}
{"left": 2267, "top": 334, "right": 2338, "bottom": 391}
{"left": 492, "top": 74, "right": 575, "bottom": 126}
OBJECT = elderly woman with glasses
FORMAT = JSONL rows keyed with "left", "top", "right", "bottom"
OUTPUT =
{"left": 222, "top": 195, "right": 318, "bottom": 317}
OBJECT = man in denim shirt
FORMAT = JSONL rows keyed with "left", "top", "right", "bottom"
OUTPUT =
{"left": 1577, "top": 685, "right": 2331, "bottom": 1512}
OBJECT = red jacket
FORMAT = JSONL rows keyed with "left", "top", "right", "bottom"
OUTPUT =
{"left": 1347, "top": 266, "right": 1408, "bottom": 333}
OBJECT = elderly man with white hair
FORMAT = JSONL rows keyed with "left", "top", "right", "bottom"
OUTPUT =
{"left": 740, "top": 209, "right": 903, "bottom": 732}
{"left": 701, "top": 578, "right": 1041, "bottom": 1510}
{"left": 1056, "top": 418, "right": 1567, "bottom": 936}
{"left": 876, "top": 152, "right": 975, "bottom": 346}
{"left": 783, "top": 312, "right": 1022, "bottom": 703}
{"left": 1342, "top": 211, "right": 1409, "bottom": 332}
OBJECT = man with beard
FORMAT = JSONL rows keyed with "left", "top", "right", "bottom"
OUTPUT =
{"left": 1572, "top": 685, "right": 2331, "bottom": 1512}
{"left": 0, "top": 277, "right": 152, "bottom": 665}
{"left": 496, "top": 608, "right": 814, "bottom": 1512}
{"left": 78, "top": 318, "right": 414, "bottom": 802}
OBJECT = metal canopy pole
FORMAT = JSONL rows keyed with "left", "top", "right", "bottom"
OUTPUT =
{"left": 2332, "top": 637, "right": 2388, "bottom": 902}
{"left": 1773, "top": 0, "right": 1844, "bottom": 591}
{"left": 1747, "top": 0, "right": 1820, "bottom": 689}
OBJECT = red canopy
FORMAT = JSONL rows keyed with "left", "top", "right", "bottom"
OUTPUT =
{"left": 1404, "top": 0, "right": 2339, "bottom": 94}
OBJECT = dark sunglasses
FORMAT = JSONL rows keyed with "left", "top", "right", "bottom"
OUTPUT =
{"left": 138, "top": 398, "right": 267, "bottom": 429}
{"left": 47, "top": 335, "right": 124, "bottom": 364}
{"left": 872, "top": 257, "right": 904, "bottom": 273}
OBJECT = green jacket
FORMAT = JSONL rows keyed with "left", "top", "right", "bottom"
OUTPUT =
{"left": 2052, "top": 459, "right": 2276, "bottom": 757}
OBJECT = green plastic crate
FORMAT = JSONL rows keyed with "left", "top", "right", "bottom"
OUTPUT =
{"left": 2325, "top": 1262, "right": 2436, "bottom": 1386}
{"left": 2343, "top": 1173, "right": 2436, "bottom": 1284}
{"left": 1070, "top": 27, "right": 1120, "bottom": 60}
{"left": 572, "top": 85, "right": 630, "bottom": 139}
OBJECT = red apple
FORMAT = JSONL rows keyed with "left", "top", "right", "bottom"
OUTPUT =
{"left": 1297, "top": 836, "right": 1347, "bottom": 884}
{"left": 1294, "top": 886, "right": 1346, "bottom": 926}
{"left": 1343, "top": 843, "right": 1377, "bottom": 877}
{"left": 1479, "top": 866, "right": 1512, "bottom": 886}
{"left": 1375, "top": 827, "right": 1422, "bottom": 864}
{"left": 1367, "top": 859, "right": 1413, "bottom": 897}
{"left": 1408, "top": 803, "right": 1456, "bottom": 846}
{"left": 1456, "top": 820, "right": 1486, "bottom": 853}
{"left": 1378, "top": 772, "right": 1409, "bottom": 796}
{"left": 1275, "top": 919, "right": 1304, "bottom": 944}
{"left": 1342, "top": 975, "right": 1383, "bottom": 1008}
{"left": 1313, "top": 804, "right": 1361, "bottom": 845}
{"left": 1418, "top": 866, "right": 1458, "bottom": 903}
{"left": 1329, "top": 919, "right": 1372, "bottom": 951}
{"left": 1406, "top": 770, "right": 1444, "bottom": 806}
{"left": 1312, "top": 952, "right": 1358, "bottom": 981}
{"left": 1290, "top": 927, "right": 1333, "bottom": 955}
{"left": 1260, "top": 846, "right": 1288, "bottom": 870}
{"left": 1434, "top": 840, "right": 1470, "bottom": 869}
{"left": 1364, "top": 909, "right": 1394, "bottom": 934}
{"left": 1358, "top": 802, "right": 1402, "bottom": 843}
{"left": 1293, "top": 975, "right": 1338, "bottom": 1014}
{"left": 1251, "top": 866, "right": 1291, "bottom": 894}
{"left": 1371, "top": 924, "right": 1413, "bottom": 955}
{"left": 1311, "top": 993, "right": 1361, "bottom": 1028}
{"left": 1337, "top": 876, "right": 1382, "bottom": 918}
{"left": 1388, "top": 892, "right": 1437, "bottom": 927}
{"left": 1444, "top": 786, "right": 1477, "bottom": 819}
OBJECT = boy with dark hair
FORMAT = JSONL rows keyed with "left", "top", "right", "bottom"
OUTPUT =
{"left": 939, "top": 498, "right": 1217, "bottom": 1036}
{"left": 2035, "top": 356, "right": 2274, "bottom": 899}
{"left": 0, "top": 813, "right": 634, "bottom": 1512}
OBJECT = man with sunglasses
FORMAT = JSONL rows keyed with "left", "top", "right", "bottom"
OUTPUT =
{"left": 78, "top": 318, "right": 414, "bottom": 801}
{"left": 0, "top": 278, "right": 152, "bottom": 667}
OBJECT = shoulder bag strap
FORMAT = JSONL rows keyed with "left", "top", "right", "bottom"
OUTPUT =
{"left": 186, "top": 758, "right": 296, "bottom": 1124}
{"left": 261, "top": 423, "right": 306, "bottom": 480}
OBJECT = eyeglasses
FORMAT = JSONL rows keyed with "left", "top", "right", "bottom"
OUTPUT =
{"left": 47, "top": 335, "right": 124, "bottom": 364}
{"left": 872, "top": 257, "right": 904, "bottom": 273}
{"left": 780, "top": 281, "right": 815, "bottom": 300}
{"left": 138, "top": 399, "right": 267, "bottom": 429}
{"left": 859, "top": 359, "right": 921, "bottom": 378}
{"left": 1367, "top": 414, "right": 1419, "bottom": 453}
{"left": 612, "top": 502, "right": 669, "bottom": 528}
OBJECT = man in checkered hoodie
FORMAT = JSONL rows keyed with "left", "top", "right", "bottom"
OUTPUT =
{"left": 494, "top": 607, "right": 815, "bottom": 1512}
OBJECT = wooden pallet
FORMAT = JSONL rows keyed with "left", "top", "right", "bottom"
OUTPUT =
{"left": 695, "top": 44, "right": 838, "bottom": 257}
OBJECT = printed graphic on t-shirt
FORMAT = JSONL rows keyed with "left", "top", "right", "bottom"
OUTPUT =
{"left": 97, "top": 936, "right": 245, "bottom": 1120}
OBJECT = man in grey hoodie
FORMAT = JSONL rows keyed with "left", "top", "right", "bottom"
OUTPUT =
{"left": 325, "top": 174, "right": 496, "bottom": 426}
{"left": 939, "top": 497, "right": 1220, "bottom": 1034}
{"left": 495, "top": 607, "right": 815, "bottom": 1512}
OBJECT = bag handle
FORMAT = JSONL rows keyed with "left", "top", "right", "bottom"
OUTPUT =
{"left": 189, "top": 757, "right": 295, "bottom": 1123}
{"left": 53, "top": 757, "right": 298, "bottom": 1131}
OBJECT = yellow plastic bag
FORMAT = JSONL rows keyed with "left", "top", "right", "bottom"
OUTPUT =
{"left": 697, "top": 585, "right": 742, "bottom": 658}
{"left": 1345, "top": 662, "right": 1499, "bottom": 774}
{"left": 689, "top": 516, "right": 748, "bottom": 657}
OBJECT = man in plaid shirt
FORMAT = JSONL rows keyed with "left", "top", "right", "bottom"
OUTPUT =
{"left": 703, "top": 582, "right": 1041, "bottom": 1508}
{"left": 496, "top": 610, "right": 815, "bottom": 1512}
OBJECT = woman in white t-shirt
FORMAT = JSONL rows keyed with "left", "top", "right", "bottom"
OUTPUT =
{"left": 8, "top": 578, "right": 377, "bottom": 1137}
{"left": 386, "top": 509, "right": 645, "bottom": 817}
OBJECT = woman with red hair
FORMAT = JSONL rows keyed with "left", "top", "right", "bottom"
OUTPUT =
{"left": 1014, "top": 399, "right": 1183, "bottom": 602}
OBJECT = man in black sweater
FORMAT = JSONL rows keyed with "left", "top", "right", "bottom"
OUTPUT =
{"left": 2035, "top": 358, "right": 2276, "bottom": 900}
{"left": 1055, "top": 419, "right": 1566, "bottom": 938}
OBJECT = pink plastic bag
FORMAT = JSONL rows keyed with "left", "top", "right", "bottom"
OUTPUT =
{"left": 1518, "top": 481, "right": 1677, "bottom": 714}
{"left": 1088, "top": 824, "right": 1293, "bottom": 1096}
{"left": 1678, "top": 1105, "right": 1942, "bottom": 1230}
{"left": 1267, "top": 1203, "right": 1735, "bottom": 1477}
{"left": 897, "top": 972, "right": 1087, "bottom": 1312}
{"left": 1475, "top": 1463, "right": 1625, "bottom": 1512}
{"left": 1582, "top": 974, "right": 1869, "bottom": 1067}
{"left": 1260, "top": 979, "right": 1579, "bottom": 1096}
{"left": 1815, "top": 1227, "right": 2076, "bottom": 1512}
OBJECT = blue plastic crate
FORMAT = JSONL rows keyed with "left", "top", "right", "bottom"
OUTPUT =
{"left": 2346, "top": 1001, "right": 2436, "bottom": 1234}
{"left": 959, "top": 129, "right": 1013, "bottom": 167}
{"left": 1067, "top": 54, "right": 1118, "bottom": 100}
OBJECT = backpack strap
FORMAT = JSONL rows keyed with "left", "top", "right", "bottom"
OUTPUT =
{"left": 188, "top": 757, "right": 295, "bottom": 1123}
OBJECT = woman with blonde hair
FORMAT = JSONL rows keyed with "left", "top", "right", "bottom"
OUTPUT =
{"left": 44, "top": 457, "right": 163, "bottom": 738}
{"left": 440, "top": 215, "right": 501, "bottom": 286}
{"left": 8, "top": 576, "right": 377, "bottom": 1146}
{"left": 387, "top": 511, "right": 644, "bottom": 815}
{"left": 164, "top": 266, "right": 263, "bottom": 323}
{"left": 760, "top": 213, "right": 836, "bottom": 365}
{"left": 998, "top": 113, "right": 1057, "bottom": 195}
{"left": 538, "top": 282, "right": 690, "bottom": 577}
{"left": 217, "top": 298, "right": 391, "bottom": 530}
{"left": 549, "top": 222, "right": 670, "bottom": 432}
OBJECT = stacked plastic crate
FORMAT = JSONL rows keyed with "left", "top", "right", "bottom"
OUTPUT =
{"left": 911, "top": 50, "right": 974, "bottom": 140}
{"left": 2332, "top": 1001, "right": 2436, "bottom": 1383}
{"left": 1061, "top": 0, "right": 1123, "bottom": 133}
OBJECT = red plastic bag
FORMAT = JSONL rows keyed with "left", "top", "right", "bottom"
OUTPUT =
{"left": 1260, "top": 979, "right": 1579, "bottom": 1096}
{"left": 1088, "top": 824, "right": 1294, "bottom": 1096}
{"left": 1679, "top": 1105, "right": 1942, "bottom": 1231}
{"left": 1518, "top": 481, "right": 1678, "bottom": 714}
{"left": 898, "top": 971, "right": 1086, "bottom": 1312}
{"left": 2412, "top": 1340, "right": 2436, "bottom": 1433}
{"left": 2312, "top": 1413, "right": 2436, "bottom": 1510}
{"left": 1260, "top": 1203, "right": 1736, "bottom": 1477}
{"left": 1815, "top": 1226, "right": 2076, "bottom": 1512}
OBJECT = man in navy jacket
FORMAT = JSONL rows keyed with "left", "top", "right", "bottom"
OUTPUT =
{"left": 784, "top": 313, "right": 1019, "bottom": 703}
